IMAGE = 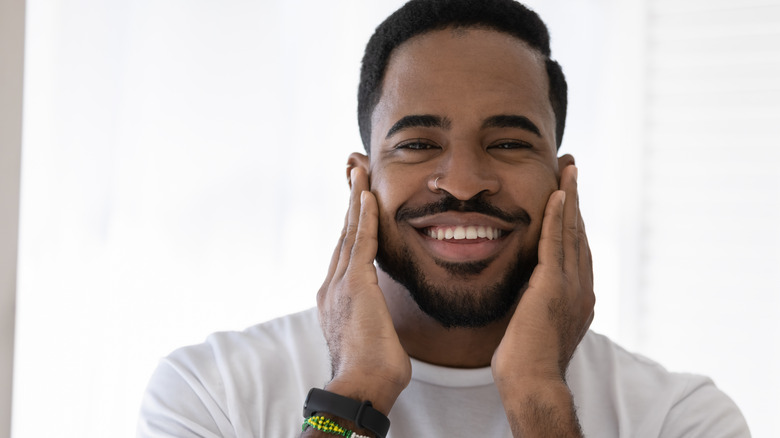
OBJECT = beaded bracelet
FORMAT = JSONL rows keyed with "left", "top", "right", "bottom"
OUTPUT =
{"left": 302, "top": 415, "right": 371, "bottom": 438}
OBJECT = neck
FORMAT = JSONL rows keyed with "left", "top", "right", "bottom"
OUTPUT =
{"left": 378, "top": 269, "right": 514, "bottom": 369}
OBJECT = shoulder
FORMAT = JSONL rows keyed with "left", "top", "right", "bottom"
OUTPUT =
{"left": 571, "top": 330, "right": 682, "bottom": 385}
{"left": 172, "top": 307, "right": 324, "bottom": 362}
{"left": 164, "top": 307, "right": 328, "bottom": 389}
{"left": 138, "top": 308, "right": 330, "bottom": 437}
{"left": 569, "top": 331, "right": 750, "bottom": 437}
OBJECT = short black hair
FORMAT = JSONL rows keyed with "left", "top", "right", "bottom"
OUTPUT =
{"left": 358, "top": 0, "right": 567, "bottom": 151}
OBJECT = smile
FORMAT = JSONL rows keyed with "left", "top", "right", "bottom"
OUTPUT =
{"left": 406, "top": 212, "right": 515, "bottom": 261}
{"left": 423, "top": 225, "right": 504, "bottom": 241}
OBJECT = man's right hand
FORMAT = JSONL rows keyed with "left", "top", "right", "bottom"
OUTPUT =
{"left": 316, "top": 166, "right": 412, "bottom": 416}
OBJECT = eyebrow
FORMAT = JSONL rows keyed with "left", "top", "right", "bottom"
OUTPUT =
{"left": 384, "top": 113, "right": 542, "bottom": 139}
{"left": 481, "top": 114, "right": 542, "bottom": 138}
{"left": 385, "top": 114, "right": 452, "bottom": 139}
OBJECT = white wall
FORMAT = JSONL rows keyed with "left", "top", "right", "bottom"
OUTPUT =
{"left": 638, "top": 2, "right": 780, "bottom": 435}
{"left": 11, "top": 0, "right": 778, "bottom": 436}
{"left": 0, "top": 0, "right": 25, "bottom": 437}
{"left": 14, "top": 1, "right": 408, "bottom": 436}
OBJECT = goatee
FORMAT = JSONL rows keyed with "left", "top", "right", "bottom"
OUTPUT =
{"left": 376, "top": 193, "right": 537, "bottom": 328}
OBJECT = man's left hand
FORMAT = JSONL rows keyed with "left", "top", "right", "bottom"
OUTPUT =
{"left": 491, "top": 163, "right": 594, "bottom": 437}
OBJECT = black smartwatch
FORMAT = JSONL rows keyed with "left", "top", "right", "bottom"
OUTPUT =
{"left": 303, "top": 388, "right": 390, "bottom": 438}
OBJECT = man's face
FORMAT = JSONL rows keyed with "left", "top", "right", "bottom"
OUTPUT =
{"left": 364, "top": 28, "right": 562, "bottom": 328}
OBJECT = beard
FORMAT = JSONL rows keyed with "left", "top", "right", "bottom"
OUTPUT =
{"left": 375, "top": 193, "right": 537, "bottom": 329}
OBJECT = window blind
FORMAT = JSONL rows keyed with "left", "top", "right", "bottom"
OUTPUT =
{"left": 639, "top": 1, "right": 780, "bottom": 435}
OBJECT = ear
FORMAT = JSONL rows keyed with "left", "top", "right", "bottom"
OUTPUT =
{"left": 557, "top": 154, "right": 575, "bottom": 184}
{"left": 346, "top": 152, "right": 370, "bottom": 189}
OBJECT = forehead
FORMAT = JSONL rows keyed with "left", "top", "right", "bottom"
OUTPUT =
{"left": 370, "top": 28, "right": 555, "bottom": 152}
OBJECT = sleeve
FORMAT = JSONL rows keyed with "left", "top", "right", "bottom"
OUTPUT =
{"left": 659, "top": 378, "right": 751, "bottom": 438}
{"left": 136, "top": 357, "right": 235, "bottom": 438}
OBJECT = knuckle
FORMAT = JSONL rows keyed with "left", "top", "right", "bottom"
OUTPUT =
{"left": 344, "top": 276, "right": 363, "bottom": 293}
{"left": 353, "top": 230, "right": 376, "bottom": 248}
{"left": 316, "top": 285, "right": 327, "bottom": 305}
{"left": 586, "top": 289, "right": 596, "bottom": 307}
{"left": 345, "top": 223, "right": 359, "bottom": 236}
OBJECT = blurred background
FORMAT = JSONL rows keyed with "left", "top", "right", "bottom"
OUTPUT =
{"left": 2, "top": 0, "right": 779, "bottom": 436}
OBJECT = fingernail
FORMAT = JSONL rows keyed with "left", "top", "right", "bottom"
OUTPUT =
{"left": 560, "top": 190, "right": 566, "bottom": 205}
{"left": 573, "top": 165, "right": 578, "bottom": 181}
{"left": 350, "top": 167, "right": 357, "bottom": 182}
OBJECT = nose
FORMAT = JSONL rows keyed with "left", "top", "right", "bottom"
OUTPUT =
{"left": 432, "top": 146, "right": 500, "bottom": 200}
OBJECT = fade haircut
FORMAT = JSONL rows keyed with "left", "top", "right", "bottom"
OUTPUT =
{"left": 358, "top": 0, "right": 568, "bottom": 152}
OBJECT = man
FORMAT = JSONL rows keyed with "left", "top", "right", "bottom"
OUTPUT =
{"left": 138, "top": 1, "right": 749, "bottom": 436}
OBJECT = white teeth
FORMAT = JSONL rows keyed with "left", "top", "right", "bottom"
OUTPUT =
{"left": 427, "top": 226, "right": 503, "bottom": 241}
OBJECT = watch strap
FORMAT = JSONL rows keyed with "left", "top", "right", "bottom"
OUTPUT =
{"left": 303, "top": 388, "right": 390, "bottom": 438}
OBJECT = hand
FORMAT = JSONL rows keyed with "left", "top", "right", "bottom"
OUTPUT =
{"left": 491, "top": 164, "right": 594, "bottom": 436}
{"left": 316, "top": 167, "right": 412, "bottom": 415}
{"left": 492, "top": 163, "right": 594, "bottom": 381}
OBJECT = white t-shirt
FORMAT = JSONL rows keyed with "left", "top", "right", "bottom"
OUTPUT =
{"left": 137, "top": 308, "right": 750, "bottom": 437}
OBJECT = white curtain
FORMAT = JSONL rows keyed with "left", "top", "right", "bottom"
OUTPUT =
{"left": 14, "top": 0, "right": 779, "bottom": 436}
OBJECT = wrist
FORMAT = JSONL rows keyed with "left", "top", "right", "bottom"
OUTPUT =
{"left": 495, "top": 378, "right": 583, "bottom": 437}
{"left": 303, "top": 388, "right": 389, "bottom": 438}
{"left": 495, "top": 376, "right": 574, "bottom": 412}
{"left": 325, "top": 373, "right": 405, "bottom": 416}
{"left": 492, "top": 351, "right": 566, "bottom": 385}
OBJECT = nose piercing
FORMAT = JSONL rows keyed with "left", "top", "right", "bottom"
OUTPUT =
{"left": 434, "top": 176, "right": 441, "bottom": 191}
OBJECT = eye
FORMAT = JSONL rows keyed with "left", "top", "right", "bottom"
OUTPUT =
{"left": 395, "top": 139, "right": 440, "bottom": 151}
{"left": 487, "top": 139, "right": 533, "bottom": 150}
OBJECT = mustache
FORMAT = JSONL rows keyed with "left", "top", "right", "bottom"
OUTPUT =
{"left": 395, "top": 193, "right": 531, "bottom": 226}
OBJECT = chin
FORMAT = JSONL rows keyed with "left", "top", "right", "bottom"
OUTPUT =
{"left": 376, "top": 236, "right": 536, "bottom": 329}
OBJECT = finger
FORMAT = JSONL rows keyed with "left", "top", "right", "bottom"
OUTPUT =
{"left": 577, "top": 211, "right": 596, "bottom": 325}
{"left": 321, "top": 169, "right": 363, "bottom": 289}
{"left": 319, "top": 195, "right": 354, "bottom": 306}
{"left": 563, "top": 205, "right": 596, "bottom": 341}
{"left": 321, "top": 221, "right": 346, "bottom": 287}
{"left": 537, "top": 189, "right": 566, "bottom": 268}
{"left": 336, "top": 167, "right": 370, "bottom": 274}
{"left": 560, "top": 165, "right": 580, "bottom": 274}
{"left": 350, "top": 190, "right": 380, "bottom": 282}
{"left": 578, "top": 212, "right": 594, "bottom": 291}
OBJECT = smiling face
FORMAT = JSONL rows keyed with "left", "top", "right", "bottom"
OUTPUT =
{"left": 362, "top": 27, "right": 562, "bottom": 328}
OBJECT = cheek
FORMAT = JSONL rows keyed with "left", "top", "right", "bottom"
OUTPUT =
{"left": 503, "top": 170, "right": 559, "bottom": 226}
{"left": 369, "top": 170, "right": 408, "bottom": 229}
{"left": 369, "top": 166, "right": 430, "bottom": 218}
